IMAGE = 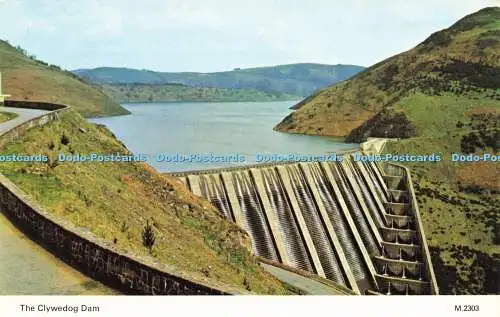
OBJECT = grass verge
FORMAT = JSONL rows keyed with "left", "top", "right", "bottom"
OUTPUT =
{"left": 0, "top": 111, "right": 18, "bottom": 123}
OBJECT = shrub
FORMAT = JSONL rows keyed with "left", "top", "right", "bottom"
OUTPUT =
{"left": 60, "top": 133, "right": 70, "bottom": 145}
{"left": 142, "top": 219, "right": 156, "bottom": 254}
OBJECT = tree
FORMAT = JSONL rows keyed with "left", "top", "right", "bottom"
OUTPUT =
{"left": 142, "top": 219, "right": 156, "bottom": 254}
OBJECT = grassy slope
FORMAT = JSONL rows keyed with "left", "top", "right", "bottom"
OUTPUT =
{"left": 384, "top": 120, "right": 499, "bottom": 293}
{"left": 276, "top": 7, "right": 500, "bottom": 294}
{"left": 384, "top": 92, "right": 499, "bottom": 295}
{"left": 0, "top": 111, "right": 18, "bottom": 123}
{"left": 274, "top": 7, "right": 500, "bottom": 137}
{"left": 74, "top": 63, "right": 365, "bottom": 97}
{"left": 0, "top": 40, "right": 129, "bottom": 117}
{"left": 0, "top": 110, "right": 289, "bottom": 294}
{"left": 100, "top": 83, "right": 300, "bottom": 103}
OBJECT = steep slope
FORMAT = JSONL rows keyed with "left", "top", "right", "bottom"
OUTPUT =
{"left": 73, "top": 63, "right": 365, "bottom": 97}
{"left": 274, "top": 7, "right": 500, "bottom": 138}
{"left": 0, "top": 40, "right": 129, "bottom": 117}
{"left": 275, "top": 7, "right": 500, "bottom": 295}
{"left": 0, "top": 109, "right": 289, "bottom": 294}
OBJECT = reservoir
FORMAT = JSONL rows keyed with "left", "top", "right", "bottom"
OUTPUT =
{"left": 92, "top": 101, "right": 358, "bottom": 172}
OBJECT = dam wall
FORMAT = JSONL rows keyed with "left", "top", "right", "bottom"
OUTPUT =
{"left": 0, "top": 101, "right": 233, "bottom": 295}
{"left": 173, "top": 154, "right": 439, "bottom": 295}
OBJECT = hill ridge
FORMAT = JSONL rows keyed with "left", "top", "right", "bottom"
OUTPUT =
{"left": 73, "top": 63, "right": 365, "bottom": 97}
{"left": 274, "top": 6, "right": 500, "bottom": 138}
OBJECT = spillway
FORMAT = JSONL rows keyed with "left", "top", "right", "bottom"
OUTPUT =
{"left": 233, "top": 171, "right": 279, "bottom": 261}
{"left": 259, "top": 168, "right": 313, "bottom": 272}
{"left": 286, "top": 164, "right": 346, "bottom": 285}
{"left": 173, "top": 151, "right": 439, "bottom": 295}
{"left": 310, "top": 163, "right": 373, "bottom": 291}
{"left": 330, "top": 163, "right": 380, "bottom": 256}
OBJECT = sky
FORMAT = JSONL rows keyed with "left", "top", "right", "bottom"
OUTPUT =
{"left": 0, "top": 0, "right": 499, "bottom": 72}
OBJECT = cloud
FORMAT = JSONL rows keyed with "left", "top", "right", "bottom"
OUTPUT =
{"left": 0, "top": 0, "right": 498, "bottom": 71}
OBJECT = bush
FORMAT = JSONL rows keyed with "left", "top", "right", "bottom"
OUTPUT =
{"left": 60, "top": 133, "right": 70, "bottom": 145}
{"left": 142, "top": 219, "right": 156, "bottom": 254}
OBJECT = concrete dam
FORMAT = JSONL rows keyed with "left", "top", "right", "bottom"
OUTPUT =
{"left": 170, "top": 152, "right": 439, "bottom": 295}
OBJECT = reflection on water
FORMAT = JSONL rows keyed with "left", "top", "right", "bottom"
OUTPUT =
{"left": 92, "top": 101, "right": 358, "bottom": 172}
{"left": 0, "top": 212, "right": 116, "bottom": 295}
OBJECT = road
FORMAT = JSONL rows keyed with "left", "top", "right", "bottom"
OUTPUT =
{"left": 260, "top": 263, "right": 351, "bottom": 295}
{"left": 0, "top": 213, "right": 116, "bottom": 295}
{"left": 0, "top": 107, "right": 49, "bottom": 134}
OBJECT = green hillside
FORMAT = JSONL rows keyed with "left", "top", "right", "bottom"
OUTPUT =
{"left": 100, "top": 83, "right": 300, "bottom": 103}
{"left": 0, "top": 40, "right": 129, "bottom": 117}
{"left": 274, "top": 7, "right": 500, "bottom": 138}
{"left": 275, "top": 7, "right": 500, "bottom": 294}
{"left": 73, "top": 63, "right": 364, "bottom": 97}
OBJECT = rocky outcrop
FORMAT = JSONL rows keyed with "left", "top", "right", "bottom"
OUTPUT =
{"left": 345, "top": 109, "right": 417, "bottom": 143}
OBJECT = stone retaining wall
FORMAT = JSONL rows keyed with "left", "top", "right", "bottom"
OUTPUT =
{"left": 0, "top": 101, "right": 232, "bottom": 295}
{"left": 0, "top": 109, "right": 66, "bottom": 150}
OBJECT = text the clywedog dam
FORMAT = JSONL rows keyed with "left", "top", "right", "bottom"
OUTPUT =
{"left": 20, "top": 304, "right": 100, "bottom": 313}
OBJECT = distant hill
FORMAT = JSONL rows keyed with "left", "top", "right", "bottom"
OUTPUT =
{"left": 275, "top": 7, "right": 500, "bottom": 295}
{"left": 100, "top": 83, "right": 300, "bottom": 103}
{"left": 0, "top": 40, "right": 129, "bottom": 117}
{"left": 73, "top": 63, "right": 365, "bottom": 97}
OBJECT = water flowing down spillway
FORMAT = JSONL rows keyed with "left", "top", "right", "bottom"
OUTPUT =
{"left": 200, "top": 175, "right": 233, "bottom": 221}
{"left": 233, "top": 172, "right": 279, "bottom": 261}
{"left": 309, "top": 164, "right": 371, "bottom": 287}
{"left": 286, "top": 164, "right": 346, "bottom": 285}
{"left": 349, "top": 162, "right": 386, "bottom": 228}
{"left": 177, "top": 158, "right": 437, "bottom": 295}
{"left": 366, "top": 161, "right": 391, "bottom": 201}
{"left": 260, "top": 168, "right": 313, "bottom": 272}
{"left": 329, "top": 163, "right": 380, "bottom": 256}
{"left": 363, "top": 162, "right": 389, "bottom": 204}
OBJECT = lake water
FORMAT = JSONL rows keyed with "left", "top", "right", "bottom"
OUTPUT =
{"left": 92, "top": 101, "right": 358, "bottom": 172}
